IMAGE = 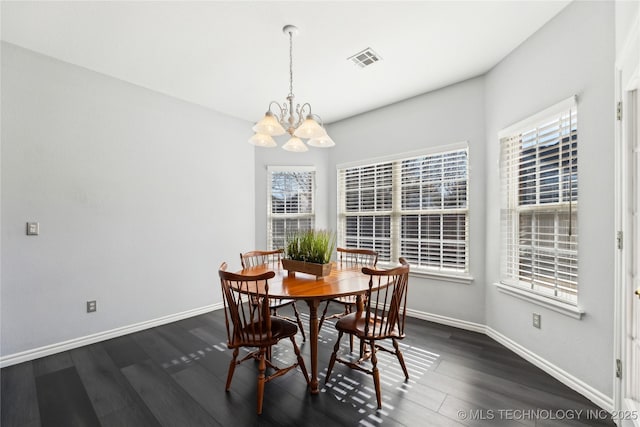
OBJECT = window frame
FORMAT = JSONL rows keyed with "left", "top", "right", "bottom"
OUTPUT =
{"left": 337, "top": 142, "right": 472, "bottom": 282}
{"left": 499, "top": 96, "right": 580, "bottom": 307}
{"left": 267, "top": 166, "right": 316, "bottom": 250}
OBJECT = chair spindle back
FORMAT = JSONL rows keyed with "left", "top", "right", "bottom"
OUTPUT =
{"left": 361, "top": 258, "right": 410, "bottom": 339}
{"left": 219, "top": 263, "right": 277, "bottom": 347}
{"left": 240, "top": 249, "right": 283, "bottom": 268}
{"left": 337, "top": 247, "right": 378, "bottom": 268}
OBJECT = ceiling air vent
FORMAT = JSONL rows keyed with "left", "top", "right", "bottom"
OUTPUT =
{"left": 348, "top": 48, "right": 381, "bottom": 68}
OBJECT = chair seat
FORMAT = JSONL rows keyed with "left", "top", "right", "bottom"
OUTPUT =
{"left": 235, "top": 318, "right": 298, "bottom": 346}
{"left": 269, "top": 318, "right": 299, "bottom": 338}
{"left": 249, "top": 295, "right": 306, "bottom": 343}
{"left": 335, "top": 312, "right": 401, "bottom": 339}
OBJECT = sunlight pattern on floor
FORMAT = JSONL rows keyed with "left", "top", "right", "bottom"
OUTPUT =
{"left": 204, "top": 310, "right": 441, "bottom": 425}
{"left": 301, "top": 311, "right": 441, "bottom": 425}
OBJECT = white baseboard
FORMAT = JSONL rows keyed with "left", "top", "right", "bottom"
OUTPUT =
{"left": 0, "top": 302, "right": 224, "bottom": 368}
{"left": 406, "top": 308, "right": 486, "bottom": 334}
{"left": 406, "top": 308, "right": 613, "bottom": 412}
{"left": 484, "top": 326, "right": 614, "bottom": 412}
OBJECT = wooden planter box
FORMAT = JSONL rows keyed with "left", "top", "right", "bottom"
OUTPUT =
{"left": 282, "top": 259, "right": 332, "bottom": 279}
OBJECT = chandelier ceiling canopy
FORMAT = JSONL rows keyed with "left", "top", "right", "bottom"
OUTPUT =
{"left": 249, "top": 25, "right": 335, "bottom": 152}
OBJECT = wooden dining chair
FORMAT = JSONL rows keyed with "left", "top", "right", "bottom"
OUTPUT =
{"left": 218, "top": 263, "right": 309, "bottom": 415}
{"left": 318, "top": 247, "right": 378, "bottom": 351}
{"left": 240, "top": 249, "right": 306, "bottom": 342}
{"left": 324, "top": 258, "right": 410, "bottom": 409}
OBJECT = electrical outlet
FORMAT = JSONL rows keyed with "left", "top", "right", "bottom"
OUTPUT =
{"left": 532, "top": 313, "right": 541, "bottom": 329}
{"left": 26, "top": 222, "right": 39, "bottom": 236}
{"left": 87, "top": 300, "right": 97, "bottom": 313}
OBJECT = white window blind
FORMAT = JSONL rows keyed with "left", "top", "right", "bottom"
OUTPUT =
{"left": 400, "top": 150, "right": 468, "bottom": 270}
{"left": 268, "top": 167, "right": 315, "bottom": 250}
{"left": 338, "top": 145, "right": 469, "bottom": 273}
{"left": 500, "top": 98, "right": 578, "bottom": 303}
{"left": 341, "top": 163, "right": 393, "bottom": 260}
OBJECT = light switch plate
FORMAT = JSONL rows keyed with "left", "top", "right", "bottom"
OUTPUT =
{"left": 26, "top": 222, "right": 39, "bottom": 236}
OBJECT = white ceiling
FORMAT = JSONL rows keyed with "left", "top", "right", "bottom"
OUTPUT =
{"left": 1, "top": 1, "right": 570, "bottom": 124}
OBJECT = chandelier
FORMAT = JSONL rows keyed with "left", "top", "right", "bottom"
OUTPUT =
{"left": 249, "top": 25, "right": 335, "bottom": 152}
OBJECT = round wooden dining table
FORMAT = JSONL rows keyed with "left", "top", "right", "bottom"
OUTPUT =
{"left": 237, "top": 262, "right": 370, "bottom": 394}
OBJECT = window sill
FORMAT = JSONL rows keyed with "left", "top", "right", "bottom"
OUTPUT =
{"left": 494, "top": 282, "right": 585, "bottom": 319}
{"left": 412, "top": 269, "right": 474, "bottom": 284}
{"left": 377, "top": 262, "right": 474, "bottom": 284}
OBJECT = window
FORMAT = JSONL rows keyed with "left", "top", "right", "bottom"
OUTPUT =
{"left": 267, "top": 167, "right": 315, "bottom": 250}
{"left": 338, "top": 144, "right": 469, "bottom": 276}
{"left": 500, "top": 97, "right": 578, "bottom": 304}
{"left": 341, "top": 163, "right": 393, "bottom": 260}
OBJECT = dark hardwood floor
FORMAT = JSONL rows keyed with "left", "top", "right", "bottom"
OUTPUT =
{"left": 1, "top": 307, "right": 614, "bottom": 426}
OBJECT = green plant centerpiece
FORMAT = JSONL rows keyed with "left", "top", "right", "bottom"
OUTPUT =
{"left": 282, "top": 229, "right": 336, "bottom": 279}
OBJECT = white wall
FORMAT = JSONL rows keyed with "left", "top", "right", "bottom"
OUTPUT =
{"left": 326, "top": 77, "right": 487, "bottom": 324}
{"left": 614, "top": 0, "right": 639, "bottom": 92}
{"left": 615, "top": 0, "right": 639, "bottom": 55}
{"left": 484, "top": 0, "right": 615, "bottom": 398}
{"left": 254, "top": 149, "right": 330, "bottom": 249}
{"left": 1, "top": 43, "right": 255, "bottom": 358}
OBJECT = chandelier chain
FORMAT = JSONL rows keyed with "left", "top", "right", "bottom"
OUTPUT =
{"left": 288, "top": 30, "right": 294, "bottom": 97}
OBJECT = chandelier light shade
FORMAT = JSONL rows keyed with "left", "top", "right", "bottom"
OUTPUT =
{"left": 248, "top": 132, "right": 278, "bottom": 147}
{"left": 293, "top": 116, "right": 325, "bottom": 139}
{"left": 282, "top": 136, "right": 308, "bottom": 152}
{"left": 249, "top": 25, "right": 335, "bottom": 152}
{"left": 308, "top": 134, "right": 336, "bottom": 148}
{"left": 252, "top": 112, "right": 286, "bottom": 136}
